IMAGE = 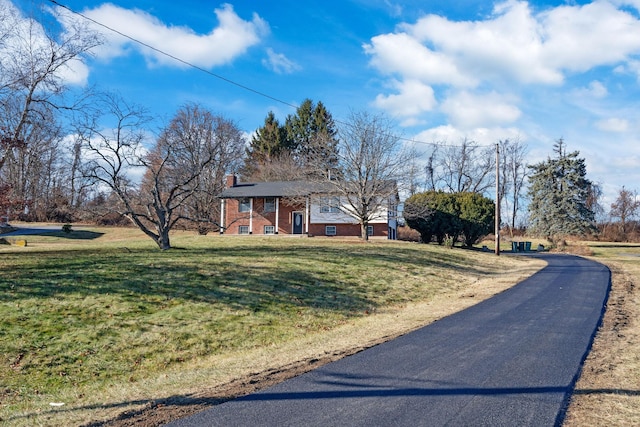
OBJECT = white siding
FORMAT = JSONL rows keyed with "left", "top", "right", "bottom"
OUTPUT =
{"left": 309, "top": 197, "right": 391, "bottom": 224}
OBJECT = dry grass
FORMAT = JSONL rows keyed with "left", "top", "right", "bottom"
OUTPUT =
{"left": 0, "top": 225, "right": 545, "bottom": 427}
{"left": 564, "top": 242, "right": 640, "bottom": 426}
{"left": 6, "top": 226, "right": 638, "bottom": 426}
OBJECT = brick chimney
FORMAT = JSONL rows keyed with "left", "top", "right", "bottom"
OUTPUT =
{"left": 225, "top": 174, "right": 238, "bottom": 189}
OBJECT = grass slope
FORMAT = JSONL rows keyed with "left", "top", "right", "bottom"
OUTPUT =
{"left": 0, "top": 227, "right": 544, "bottom": 426}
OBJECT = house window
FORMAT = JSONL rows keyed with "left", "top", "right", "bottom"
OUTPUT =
{"left": 264, "top": 197, "right": 276, "bottom": 213}
{"left": 239, "top": 198, "right": 251, "bottom": 213}
{"left": 367, "top": 225, "right": 374, "bottom": 236}
{"left": 320, "top": 196, "right": 340, "bottom": 213}
{"left": 388, "top": 204, "right": 397, "bottom": 219}
{"left": 264, "top": 225, "right": 275, "bottom": 235}
{"left": 325, "top": 225, "right": 337, "bottom": 236}
{"left": 238, "top": 225, "right": 249, "bottom": 234}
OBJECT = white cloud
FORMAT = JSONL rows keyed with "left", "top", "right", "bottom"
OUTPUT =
{"left": 402, "top": 1, "right": 562, "bottom": 85}
{"left": 441, "top": 91, "right": 521, "bottom": 128}
{"left": 262, "top": 48, "right": 300, "bottom": 74}
{"left": 540, "top": 1, "right": 640, "bottom": 73}
{"left": 0, "top": 1, "right": 91, "bottom": 86}
{"left": 373, "top": 79, "right": 437, "bottom": 119}
{"left": 596, "top": 117, "right": 630, "bottom": 132}
{"left": 413, "top": 124, "right": 523, "bottom": 146}
{"left": 363, "top": 32, "right": 476, "bottom": 87}
{"left": 618, "top": 59, "right": 640, "bottom": 81}
{"left": 391, "top": 1, "right": 640, "bottom": 85}
{"left": 612, "top": 0, "right": 640, "bottom": 11}
{"left": 74, "top": 3, "right": 268, "bottom": 68}
{"left": 573, "top": 81, "right": 609, "bottom": 99}
{"left": 385, "top": 1, "right": 404, "bottom": 17}
{"left": 365, "top": 0, "right": 640, "bottom": 125}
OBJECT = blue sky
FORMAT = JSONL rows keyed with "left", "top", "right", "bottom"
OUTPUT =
{"left": 7, "top": 0, "right": 640, "bottom": 208}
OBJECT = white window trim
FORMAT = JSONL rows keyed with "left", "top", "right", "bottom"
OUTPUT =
{"left": 238, "top": 225, "right": 250, "bottom": 235}
{"left": 275, "top": 198, "right": 280, "bottom": 233}
{"left": 264, "top": 197, "right": 276, "bottom": 213}
{"left": 320, "top": 196, "right": 341, "bottom": 214}
{"left": 264, "top": 225, "right": 275, "bottom": 235}
{"left": 325, "top": 225, "right": 337, "bottom": 236}
{"left": 239, "top": 198, "right": 251, "bottom": 213}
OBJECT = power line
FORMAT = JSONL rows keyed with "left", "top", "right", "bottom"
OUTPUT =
{"left": 48, "top": 0, "right": 492, "bottom": 149}
{"left": 48, "top": 0, "right": 299, "bottom": 110}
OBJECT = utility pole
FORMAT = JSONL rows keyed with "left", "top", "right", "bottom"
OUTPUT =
{"left": 495, "top": 143, "right": 500, "bottom": 256}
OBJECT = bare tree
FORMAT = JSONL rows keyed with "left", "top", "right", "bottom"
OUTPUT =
{"left": 610, "top": 186, "right": 640, "bottom": 238}
{"left": 159, "top": 103, "right": 245, "bottom": 234}
{"left": 499, "top": 138, "right": 528, "bottom": 236}
{"left": 77, "top": 94, "right": 157, "bottom": 240}
{"left": 0, "top": 2, "right": 101, "bottom": 219}
{"left": 0, "top": 3, "right": 100, "bottom": 168}
{"left": 316, "top": 111, "right": 414, "bottom": 240}
{"left": 244, "top": 152, "right": 309, "bottom": 182}
{"left": 79, "top": 95, "right": 241, "bottom": 249}
{"left": 0, "top": 95, "right": 66, "bottom": 218}
{"left": 436, "top": 139, "right": 495, "bottom": 194}
{"left": 424, "top": 147, "right": 438, "bottom": 191}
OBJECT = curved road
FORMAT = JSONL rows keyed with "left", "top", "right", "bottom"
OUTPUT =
{"left": 167, "top": 254, "right": 610, "bottom": 427}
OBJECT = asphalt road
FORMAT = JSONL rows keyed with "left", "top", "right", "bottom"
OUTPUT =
{"left": 166, "top": 254, "right": 611, "bottom": 427}
{"left": 0, "top": 225, "right": 62, "bottom": 236}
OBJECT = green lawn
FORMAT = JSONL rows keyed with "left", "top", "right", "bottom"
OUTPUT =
{"left": 0, "top": 227, "right": 543, "bottom": 426}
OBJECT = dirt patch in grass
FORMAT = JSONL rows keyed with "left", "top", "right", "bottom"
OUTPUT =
{"left": 83, "top": 344, "right": 369, "bottom": 427}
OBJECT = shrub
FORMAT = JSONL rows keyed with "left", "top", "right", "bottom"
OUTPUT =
{"left": 405, "top": 191, "right": 495, "bottom": 247}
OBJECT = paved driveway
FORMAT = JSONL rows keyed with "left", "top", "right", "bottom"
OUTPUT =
{"left": 167, "top": 254, "right": 610, "bottom": 427}
{"left": 0, "top": 225, "right": 62, "bottom": 236}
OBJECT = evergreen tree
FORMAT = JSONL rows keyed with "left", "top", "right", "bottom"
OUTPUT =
{"left": 285, "top": 99, "right": 339, "bottom": 173}
{"left": 309, "top": 101, "right": 339, "bottom": 171}
{"left": 244, "top": 100, "right": 339, "bottom": 180}
{"left": 284, "top": 99, "right": 313, "bottom": 155}
{"left": 527, "top": 139, "right": 596, "bottom": 239}
{"left": 242, "top": 111, "right": 291, "bottom": 179}
{"left": 405, "top": 191, "right": 494, "bottom": 246}
{"left": 458, "top": 192, "right": 495, "bottom": 247}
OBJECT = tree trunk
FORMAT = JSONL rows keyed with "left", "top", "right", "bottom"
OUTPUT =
{"left": 361, "top": 222, "right": 369, "bottom": 241}
{"left": 157, "top": 230, "right": 171, "bottom": 250}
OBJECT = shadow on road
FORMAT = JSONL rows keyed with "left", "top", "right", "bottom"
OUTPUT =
{"left": 9, "top": 385, "right": 640, "bottom": 427}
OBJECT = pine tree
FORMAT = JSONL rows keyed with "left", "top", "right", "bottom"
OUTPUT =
{"left": 284, "top": 99, "right": 339, "bottom": 173}
{"left": 242, "top": 111, "right": 291, "bottom": 179}
{"left": 527, "top": 139, "right": 596, "bottom": 239}
{"left": 244, "top": 100, "right": 339, "bottom": 181}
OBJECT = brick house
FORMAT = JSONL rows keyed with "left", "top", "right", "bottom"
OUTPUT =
{"left": 219, "top": 175, "right": 399, "bottom": 239}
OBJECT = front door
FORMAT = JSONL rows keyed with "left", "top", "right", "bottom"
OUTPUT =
{"left": 292, "top": 212, "right": 304, "bottom": 234}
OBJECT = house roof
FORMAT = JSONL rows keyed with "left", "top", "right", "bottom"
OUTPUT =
{"left": 219, "top": 181, "right": 325, "bottom": 198}
{"left": 219, "top": 179, "right": 399, "bottom": 199}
